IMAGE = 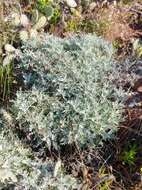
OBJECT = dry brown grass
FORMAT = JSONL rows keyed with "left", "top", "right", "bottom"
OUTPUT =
{"left": 84, "top": 1, "right": 142, "bottom": 58}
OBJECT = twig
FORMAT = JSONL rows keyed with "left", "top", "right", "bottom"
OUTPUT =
{"left": 119, "top": 125, "right": 142, "bottom": 137}
{"left": 92, "top": 175, "right": 115, "bottom": 189}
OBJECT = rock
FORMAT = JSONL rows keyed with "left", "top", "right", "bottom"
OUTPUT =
{"left": 66, "top": 0, "right": 77, "bottom": 8}
{"left": 20, "top": 14, "right": 30, "bottom": 27}
{"left": 113, "top": 0, "right": 117, "bottom": 6}
{"left": 89, "top": 2, "right": 97, "bottom": 10}
{"left": 137, "top": 86, "right": 142, "bottom": 92}
{"left": 5, "top": 44, "right": 15, "bottom": 53}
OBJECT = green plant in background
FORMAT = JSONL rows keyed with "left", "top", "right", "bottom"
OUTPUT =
{"left": 37, "top": 0, "right": 51, "bottom": 11}
{"left": 65, "top": 19, "right": 100, "bottom": 34}
{"left": 50, "top": 7, "right": 61, "bottom": 25}
{"left": 121, "top": 144, "right": 138, "bottom": 165}
{"left": 13, "top": 34, "right": 124, "bottom": 151}
{"left": 79, "top": 19, "right": 110, "bottom": 36}
{"left": 37, "top": 0, "right": 54, "bottom": 17}
{"left": 79, "top": 20, "right": 96, "bottom": 33}
{"left": 66, "top": 19, "right": 79, "bottom": 32}
{"left": 112, "top": 38, "right": 123, "bottom": 50}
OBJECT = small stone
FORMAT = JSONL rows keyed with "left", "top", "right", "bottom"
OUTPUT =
{"left": 134, "top": 78, "right": 142, "bottom": 93}
{"left": 66, "top": 0, "right": 77, "bottom": 8}
{"left": 137, "top": 86, "right": 142, "bottom": 92}
{"left": 132, "top": 172, "right": 142, "bottom": 182}
{"left": 113, "top": 0, "right": 117, "bottom": 6}
{"left": 89, "top": 2, "right": 97, "bottom": 10}
{"left": 20, "top": 14, "right": 30, "bottom": 27}
{"left": 5, "top": 44, "right": 15, "bottom": 53}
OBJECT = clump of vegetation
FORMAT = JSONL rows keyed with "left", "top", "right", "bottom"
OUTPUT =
{"left": 36, "top": 0, "right": 61, "bottom": 23}
{"left": 80, "top": 19, "right": 110, "bottom": 36}
{"left": 37, "top": 0, "right": 52, "bottom": 11}
{"left": 0, "top": 2, "right": 17, "bottom": 100}
{"left": 12, "top": 34, "right": 124, "bottom": 151}
{"left": 0, "top": 63, "right": 13, "bottom": 101}
{"left": 121, "top": 144, "right": 138, "bottom": 166}
{"left": 64, "top": 18, "right": 110, "bottom": 35}
{"left": 1, "top": 0, "right": 142, "bottom": 189}
{"left": 66, "top": 19, "right": 79, "bottom": 32}
{"left": 0, "top": 114, "right": 79, "bottom": 189}
{"left": 98, "top": 167, "right": 115, "bottom": 190}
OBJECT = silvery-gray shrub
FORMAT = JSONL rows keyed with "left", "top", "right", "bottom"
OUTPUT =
{"left": 0, "top": 124, "right": 79, "bottom": 190}
{"left": 13, "top": 33, "right": 124, "bottom": 150}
